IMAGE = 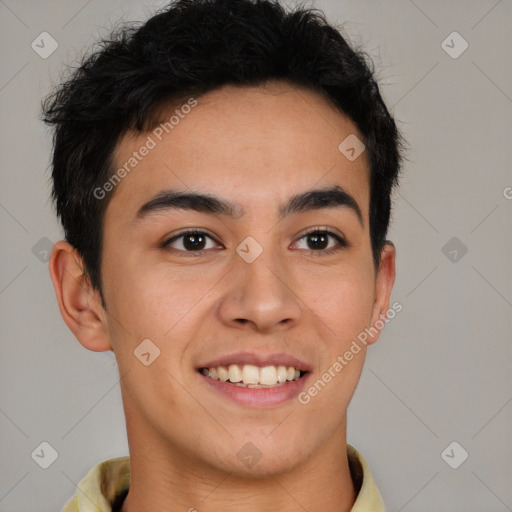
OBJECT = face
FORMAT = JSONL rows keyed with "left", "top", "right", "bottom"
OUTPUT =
{"left": 95, "top": 80, "right": 394, "bottom": 476}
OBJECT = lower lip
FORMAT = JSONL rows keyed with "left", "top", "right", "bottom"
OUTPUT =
{"left": 198, "top": 372, "right": 311, "bottom": 408}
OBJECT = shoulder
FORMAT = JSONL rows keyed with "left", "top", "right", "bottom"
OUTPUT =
{"left": 61, "top": 456, "right": 130, "bottom": 512}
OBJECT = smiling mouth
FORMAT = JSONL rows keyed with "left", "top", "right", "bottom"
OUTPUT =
{"left": 199, "top": 364, "right": 308, "bottom": 388}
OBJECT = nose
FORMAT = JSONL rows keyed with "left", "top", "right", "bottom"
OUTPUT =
{"left": 217, "top": 247, "right": 302, "bottom": 334}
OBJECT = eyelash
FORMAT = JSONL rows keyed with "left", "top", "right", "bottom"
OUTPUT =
{"left": 161, "top": 227, "right": 348, "bottom": 257}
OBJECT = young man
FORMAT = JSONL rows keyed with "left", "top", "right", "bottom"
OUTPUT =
{"left": 43, "top": 0, "right": 406, "bottom": 510}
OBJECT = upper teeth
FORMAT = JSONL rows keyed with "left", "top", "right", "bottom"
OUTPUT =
{"left": 201, "top": 364, "right": 302, "bottom": 387}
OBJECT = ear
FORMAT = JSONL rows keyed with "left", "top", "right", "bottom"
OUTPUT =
{"left": 366, "top": 241, "right": 396, "bottom": 345}
{"left": 48, "top": 240, "right": 112, "bottom": 352}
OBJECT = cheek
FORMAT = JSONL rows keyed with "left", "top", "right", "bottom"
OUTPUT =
{"left": 103, "top": 253, "right": 220, "bottom": 350}
{"left": 296, "top": 268, "right": 374, "bottom": 416}
{"left": 303, "top": 263, "right": 375, "bottom": 343}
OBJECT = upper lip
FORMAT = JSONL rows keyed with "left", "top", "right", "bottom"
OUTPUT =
{"left": 197, "top": 352, "right": 312, "bottom": 372}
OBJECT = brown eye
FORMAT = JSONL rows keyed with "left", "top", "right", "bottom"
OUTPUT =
{"left": 293, "top": 228, "right": 348, "bottom": 255}
{"left": 163, "top": 230, "right": 219, "bottom": 254}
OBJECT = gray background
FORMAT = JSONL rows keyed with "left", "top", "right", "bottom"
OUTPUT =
{"left": 0, "top": 0, "right": 511, "bottom": 510}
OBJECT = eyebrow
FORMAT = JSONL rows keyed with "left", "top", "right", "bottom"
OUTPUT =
{"left": 135, "top": 185, "right": 363, "bottom": 227}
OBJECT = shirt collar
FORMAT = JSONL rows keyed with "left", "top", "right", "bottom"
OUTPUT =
{"left": 346, "top": 444, "right": 386, "bottom": 511}
{"left": 63, "top": 444, "right": 385, "bottom": 511}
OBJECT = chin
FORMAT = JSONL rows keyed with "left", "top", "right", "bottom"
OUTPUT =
{"left": 202, "top": 433, "right": 313, "bottom": 478}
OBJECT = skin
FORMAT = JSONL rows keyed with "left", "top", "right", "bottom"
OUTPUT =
{"left": 49, "top": 80, "right": 395, "bottom": 512}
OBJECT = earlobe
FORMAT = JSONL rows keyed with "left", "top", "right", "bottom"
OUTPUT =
{"left": 48, "top": 240, "right": 112, "bottom": 352}
{"left": 367, "top": 241, "right": 396, "bottom": 345}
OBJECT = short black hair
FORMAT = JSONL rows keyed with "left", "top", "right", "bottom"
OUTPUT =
{"left": 42, "top": 0, "right": 407, "bottom": 302}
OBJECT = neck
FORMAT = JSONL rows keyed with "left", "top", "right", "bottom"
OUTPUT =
{"left": 120, "top": 416, "right": 357, "bottom": 512}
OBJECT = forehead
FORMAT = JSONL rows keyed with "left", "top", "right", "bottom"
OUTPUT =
{"left": 106, "top": 81, "right": 370, "bottom": 224}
